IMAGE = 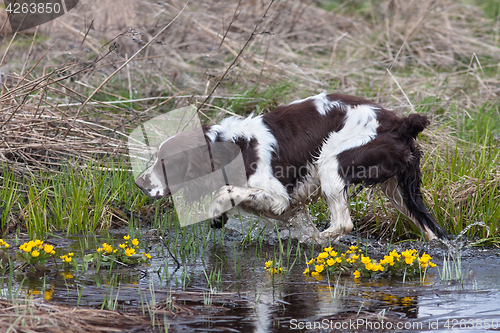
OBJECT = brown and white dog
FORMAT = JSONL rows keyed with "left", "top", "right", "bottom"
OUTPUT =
{"left": 135, "top": 93, "right": 447, "bottom": 241}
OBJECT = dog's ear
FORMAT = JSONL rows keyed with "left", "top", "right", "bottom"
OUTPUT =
{"left": 400, "top": 114, "right": 430, "bottom": 140}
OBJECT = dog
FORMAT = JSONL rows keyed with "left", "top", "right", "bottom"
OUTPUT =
{"left": 135, "top": 93, "right": 447, "bottom": 242}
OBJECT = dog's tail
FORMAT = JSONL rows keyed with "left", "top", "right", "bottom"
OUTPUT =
{"left": 399, "top": 113, "right": 430, "bottom": 140}
{"left": 399, "top": 172, "right": 448, "bottom": 240}
{"left": 396, "top": 113, "right": 447, "bottom": 239}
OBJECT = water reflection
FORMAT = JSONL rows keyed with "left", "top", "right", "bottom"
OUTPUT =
{"left": 3, "top": 236, "right": 500, "bottom": 332}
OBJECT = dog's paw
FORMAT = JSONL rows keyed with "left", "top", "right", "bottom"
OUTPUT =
{"left": 209, "top": 212, "right": 228, "bottom": 229}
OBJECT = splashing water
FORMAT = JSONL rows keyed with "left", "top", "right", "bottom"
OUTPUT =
{"left": 433, "top": 221, "right": 490, "bottom": 256}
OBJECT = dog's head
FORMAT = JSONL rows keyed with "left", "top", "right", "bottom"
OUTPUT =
{"left": 135, "top": 130, "right": 210, "bottom": 199}
{"left": 135, "top": 130, "right": 243, "bottom": 200}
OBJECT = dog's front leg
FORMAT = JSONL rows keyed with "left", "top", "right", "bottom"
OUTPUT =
{"left": 208, "top": 185, "right": 290, "bottom": 227}
{"left": 317, "top": 164, "right": 353, "bottom": 241}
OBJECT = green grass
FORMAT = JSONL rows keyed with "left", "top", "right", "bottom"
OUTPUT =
{"left": 1, "top": 159, "right": 147, "bottom": 238}
{"left": 422, "top": 104, "right": 500, "bottom": 241}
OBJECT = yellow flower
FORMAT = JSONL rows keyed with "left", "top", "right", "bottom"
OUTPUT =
{"left": 119, "top": 243, "right": 126, "bottom": 249}
{"left": 68, "top": 252, "right": 74, "bottom": 257}
{"left": 404, "top": 256, "right": 415, "bottom": 265}
{"left": 125, "top": 247, "right": 136, "bottom": 256}
{"left": 361, "top": 255, "right": 371, "bottom": 264}
{"left": 31, "top": 250, "right": 40, "bottom": 257}
{"left": 323, "top": 247, "right": 333, "bottom": 253}
{"left": 429, "top": 262, "right": 437, "bottom": 268}
{"left": 335, "top": 257, "right": 342, "bottom": 263}
{"left": 303, "top": 268, "right": 309, "bottom": 274}
{"left": 142, "top": 252, "right": 151, "bottom": 259}
{"left": 123, "top": 235, "right": 130, "bottom": 240}
{"left": 381, "top": 255, "right": 394, "bottom": 266}
{"left": 60, "top": 272, "right": 73, "bottom": 279}
{"left": 329, "top": 251, "right": 338, "bottom": 257}
{"left": 307, "top": 258, "right": 315, "bottom": 265}
{"left": 265, "top": 260, "right": 273, "bottom": 268}
{"left": 402, "top": 250, "right": 417, "bottom": 265}
{"left": 34, "top": 239, "right": 43, "bottom": 247}
{"left": 315, "top": 264, "right": 324, "bottom": 273}
{"left": 390, "top": 249, "right": 401, "bottom": 260}
{"left": 102, "top": 243, "right": 113, "bottom": 253}
{"left": 311, "top": 271, "right": 319, "bottom": 277}
{"left": 353, "top": 270, "right": 361, "bottom": 278}
{"left": 419, "top": 253, "right": 432, "bottom": 264}
{"left": 327, "top": 258, "right": 335, "bottom": 266}
{"left": 132, "top": 239, "right": 139, "bottom": 246}
{"left": 318, "top": 252, "right": 329, "bottom": 259}
{"left": 349, "top": 246, "right": 358, "bottom": 251}
{"left": 44, "top": 289, "right": 53, "bottom": 300}
{"left": 20, "top": 243, "right": 32, "bottom": 252}
{"left": 44, "top": 244, "right": 54, "bottom": 254}
{"left": 97, "top": 247, "right": 103, "bottom": 253}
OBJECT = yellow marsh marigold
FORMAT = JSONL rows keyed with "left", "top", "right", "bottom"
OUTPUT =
{"left": 20, "top": 243, "right": 32, "bottom": 252}
{"left": 265, "top": 260, "right": 273, "bottom": 268}
{"left": 353, "top": 270, "right": 361, "bottom": 279}
{"left": 132, "top": 239, "right": 139, "bottom": 247}
{"left": 303, "top": 268, "right": 309, "bottom": 274}
{"left": 329, "top": 251, "right": 338, "bottom": 257}
{"left": 323, "top": 247, "right": 333, "bottom": 252}
{"left": 390, "top": 249, "right": 401, "bottom": 260}
{"left": 361, "top": 255, "right": 371, "bottom": 264}
{"left": 307, "top": 258, "right": 315, "bottom": 265}
{"left": 123, "top": 235, "right": 130, "bottom": 240}
{"left": 60, "top": 255, "right": 72, "bottom": 263}
{"left": 418, "top": 253, "right": 436, "bottom": 268}
{"left": 327, "top": 258, "right": 335, "bottom": 266}
{"left": 43, "top": 244, "right": 54, "bottom": 254}
{"left": 101, "top": 243, "right": 113, "bottom": 253}
{"left": 31, "top": 250, "right": 40, "bottom": 257}
{"left": 381, "top": 255, "right": 395, "bottom": 266}
{"left": 125, "top": 247, "right": 136, "bottom": 256}
{"left": 142, "top": 252, "right": 152, "bottom": 259}
{"left": 402, "top": 249, "right": 417, "bottom": 265}
{"left": 318, "top": 252, "right": 329, "bottom": 260}
{"left": 315, "top": 264, "right": 324, "bottom": 273}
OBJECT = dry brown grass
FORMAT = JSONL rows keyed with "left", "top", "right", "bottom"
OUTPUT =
{"left": 0, "top": 290, "right": 249, "bottom": 333}
{"left": 1, "top": 0, "right": 498, "bottom": 173}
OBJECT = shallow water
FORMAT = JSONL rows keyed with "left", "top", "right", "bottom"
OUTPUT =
{"left": 3, "top": 224, "right": 500, "bottom": 332}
